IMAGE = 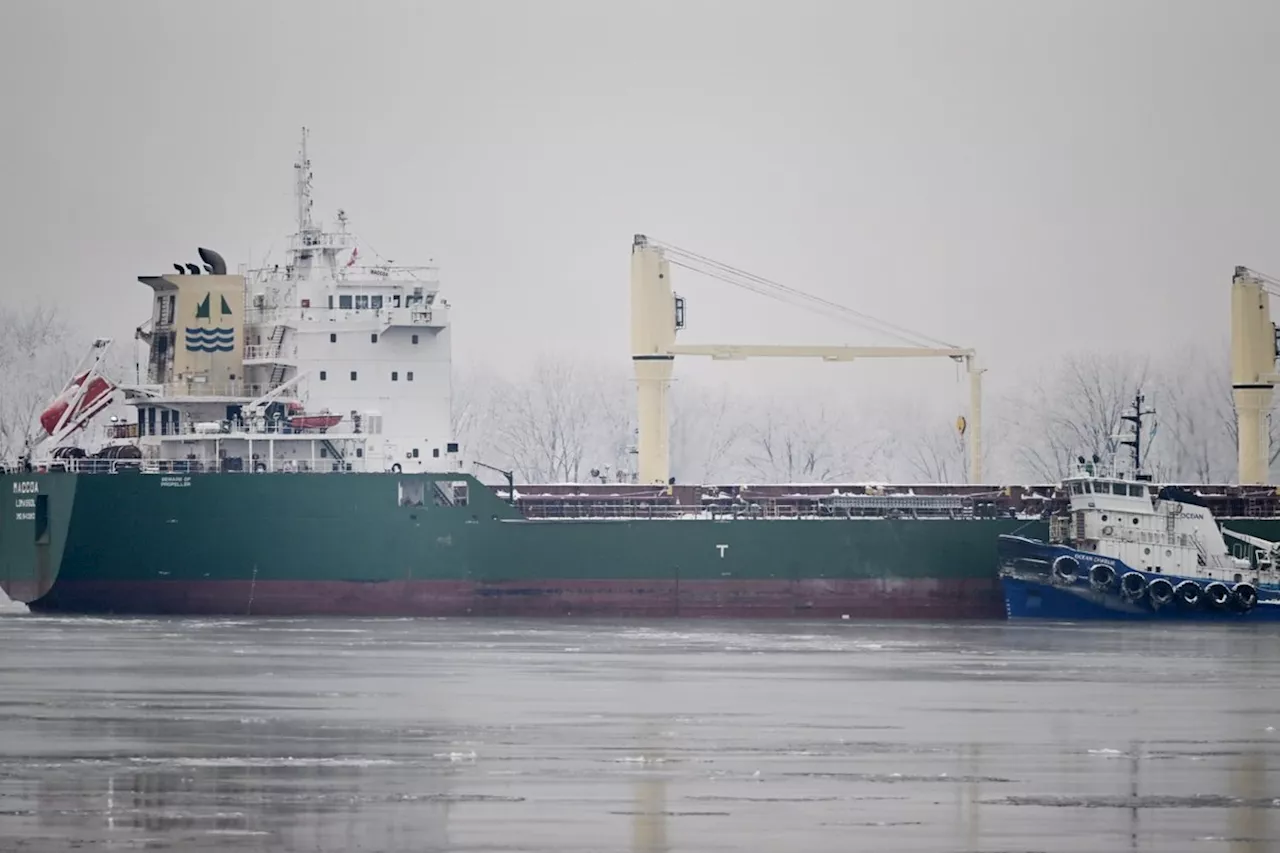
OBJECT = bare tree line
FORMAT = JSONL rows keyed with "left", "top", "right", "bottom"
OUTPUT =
{"left": 0, "top": 305, "right": 75, "bottom": 460}
{"left": 454, "top": 344, "right": 1271, "bottom": 486}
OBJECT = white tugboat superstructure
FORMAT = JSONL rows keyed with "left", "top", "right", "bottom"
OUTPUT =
{"left": 52, "top": 127, "right": 458, "bottom": 475}
{"left": 998, "top": 392, "right": 1280, "bottom": 620}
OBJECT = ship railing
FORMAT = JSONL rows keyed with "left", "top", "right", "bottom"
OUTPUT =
{"left": 9, "top": 458, "right": 146, "bottom": 475}
{"left": 150, "top": 416, "right": 361, "bottom": 438}
{"left": 138, "top": 458, "right": 356, "bottom": 475}
{"left": 242, "top": 305, "right": 444, "bottom": 328}
{"left": 516, "top": 493, "right": 991, "bottom": 520}
{"left": 243, "top": 343, "right": 297, "bottom": 361}
{"left": 146, "top": 380, "right": 299, "bottom": 399}
{"left": 6, "top": 456, "right": 373, "bottom": 475}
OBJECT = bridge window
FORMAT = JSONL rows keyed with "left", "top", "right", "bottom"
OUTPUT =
{"left": 1129, "top": 484, "right": 1146, "bottom": 497}
{"left": 433, "top": 448, "right": 440, "bottom": 458}
{"left": 320, "top": 371, "right": 327, "bottom": 380}
{"left": 1111, "top": 483, "right": 1125, "bottom": 495}
{"left": 1070, "top": 483, "right": 1083, "bottom": 495}
{"left": 350, "top": 371, "right": 358, "bottom": 381}
{"left": 407, "top": 372, "right": 414, "bottom": 381}
{"left": 372, "top": 295, "right": 383, "bottom": 309}
{"left": 356, "top": 295, "right": 369, "bottom": 309}
{"left": 339, "top": 295, "right": 352, "bottom": 309}
{"left": 412, "top": 448, "right": 419, "bottom": 458}
{"left": 371, "top": 333, "right": 378, "bottom": 344}
{"left": 412, "top": 334, "right": 419, "bottom": 344}
{"left": 330, "top": 333, "right": 337, "bottom": 343}
{"left": 391, "top": 371, "right": 398, "bottom": 381}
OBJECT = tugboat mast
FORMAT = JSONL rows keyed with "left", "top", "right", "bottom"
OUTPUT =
{"left": 1119, "top": 391, "right": 1155, "bottom": 481}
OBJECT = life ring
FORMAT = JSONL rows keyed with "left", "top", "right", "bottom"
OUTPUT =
{"left": 390, "top": 462, "right": 402, "bottom": 473}
{"left": 253, "top": 461, "right": 267, "bottom": 473}
{"left": 1101, "top": 525, "right": 1114, "bottom": 536}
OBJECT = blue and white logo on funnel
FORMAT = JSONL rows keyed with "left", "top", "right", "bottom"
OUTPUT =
{"left": 184, "top": 293, "right": 235, "bottom": 352}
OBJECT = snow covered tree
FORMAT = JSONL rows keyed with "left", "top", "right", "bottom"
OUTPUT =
{"left": 0, "top": 304, "right": 77, "bottom": 461}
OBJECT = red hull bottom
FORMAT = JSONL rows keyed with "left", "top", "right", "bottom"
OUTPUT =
{"left": 31, "top": 578, "right": 1004, "bottom": 619}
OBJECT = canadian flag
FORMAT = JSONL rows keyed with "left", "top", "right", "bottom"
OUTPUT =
{"left": 346, "top": 247, "right": 359, "bottom": 267}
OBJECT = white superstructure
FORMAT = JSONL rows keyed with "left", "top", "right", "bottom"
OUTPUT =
{"left": 105, "top": 127, "right": 458, "bottom": 475}
{"left": 1052, "top": 465, "right": 1251, "bottom": 579}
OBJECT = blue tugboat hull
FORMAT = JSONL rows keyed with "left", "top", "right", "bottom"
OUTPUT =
{"left": 998, "top": 534, "right": 1280, "bottom": 622}
{"left": 1000, "top": 575, "right": 1280, "bottom": 622}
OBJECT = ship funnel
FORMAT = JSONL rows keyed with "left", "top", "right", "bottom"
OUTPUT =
{"left": 173, "top": 264, "right": 185, "bottom": 274}
{"left": 198, "top": 247, "right": 227, "bottom": 275}
{"left": 185, "top": 263, "right": 201, "bottom": 275}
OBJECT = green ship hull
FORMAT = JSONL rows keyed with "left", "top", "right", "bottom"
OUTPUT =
{"left": 0, "top": 471, "right": 1061, "bottom": 618}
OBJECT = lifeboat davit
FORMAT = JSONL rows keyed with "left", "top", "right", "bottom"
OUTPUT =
{"left": 39, "top": 372, "right": 114, "bottom": 436}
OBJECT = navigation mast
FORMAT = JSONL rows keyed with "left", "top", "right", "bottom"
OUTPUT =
{"left": 1119, "top": 391, "right": 1154, "bottom": 481}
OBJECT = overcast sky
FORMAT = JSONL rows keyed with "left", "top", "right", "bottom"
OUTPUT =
{"left": 4, "top": 0, "right": 1279, "bottom": 414}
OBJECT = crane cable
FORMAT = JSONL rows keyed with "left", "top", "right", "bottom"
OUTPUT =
{"left": 1242, "top": 267, "right": 1280, "bottom": 300}
{"left": 650, "top": 239, "right": 959, "bottom": 350}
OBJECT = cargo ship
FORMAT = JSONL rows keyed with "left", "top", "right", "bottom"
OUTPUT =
{"left": 5, "top": 130, "right": 1280, "bottom": 619}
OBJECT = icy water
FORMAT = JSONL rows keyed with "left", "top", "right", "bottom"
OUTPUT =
{"left": 1, "top": 616, "right": 1279, "bottom": 852}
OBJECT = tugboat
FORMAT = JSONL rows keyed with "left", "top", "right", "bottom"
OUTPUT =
{"left": 998, "top": 393, "right": 1280, "bottom": 621}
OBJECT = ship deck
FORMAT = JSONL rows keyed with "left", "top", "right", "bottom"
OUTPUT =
{"left": 511, "top": 482, "right": 1280, "bottom": 521}
{"left": 9, "top": 457, "right": 1280, "bottom": 520}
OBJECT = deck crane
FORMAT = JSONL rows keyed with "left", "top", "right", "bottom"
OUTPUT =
{"left": 1231, "top": 266, "right": 1280, "bottom": 484}
{"left": 630, "top": 235, "right": 984, "bottom": 485}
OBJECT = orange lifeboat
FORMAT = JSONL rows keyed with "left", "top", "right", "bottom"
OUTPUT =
{"left": 289, "top": 413, "right": 342, "bottom": 431}
{"left": 40, "top": 373, "right": 115, "bottom": 436}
